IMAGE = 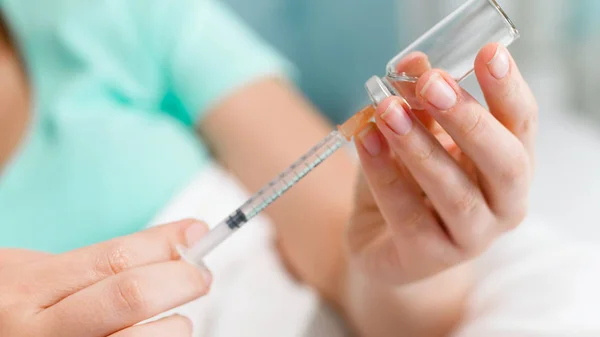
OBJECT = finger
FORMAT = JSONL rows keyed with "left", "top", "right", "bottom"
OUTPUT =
{"left": 354, "top": 122, "right": 439, "bottom": 238}
{"left": 109, "top": 315, "right": 193, "bottom": 337}
{"left": 475, "top": 43, "right": 538, "bottom": 158}
{"left": 0, "top": 249, "right": 50, "bottom": 269}
{"left": 353, "top": 123, "right": 462, "bottom": 282}
{"left": 391, "top": 51, "right": 434, "bottom": 125}
{"left": 374, "top": 97, "right": 495, "bottom": 254}
{"left": 42, "top": 260, "right": 211, "bottom": 337}
{"left": 25, "top": 219, "right": 208, "bottom": 308}
{"left": 393, "top": 51, "right": 432, "bottom": 78}
{"left": 416, "top": 70, "right": 530, "bottom": 220}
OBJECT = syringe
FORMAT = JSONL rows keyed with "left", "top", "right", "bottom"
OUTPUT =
{"left": 177, "top": 78, "right": 391, "bottom": 265}
{"left": 179, "top": 0, "right": 521, "bottom": 265}
{"left": 178, "top": 129, "right": 346, "bottom": 263}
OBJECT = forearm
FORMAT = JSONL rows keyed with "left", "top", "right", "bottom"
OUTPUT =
{"left": 200, "top": 78, "right": 356, "bottom": 302}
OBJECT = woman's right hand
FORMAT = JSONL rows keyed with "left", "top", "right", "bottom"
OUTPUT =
{"left": 0, "top": 219, "right": 212, "bottom": 337}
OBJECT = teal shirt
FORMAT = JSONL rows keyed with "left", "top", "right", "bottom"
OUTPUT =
{"left": 0, "top": 0, "right": 291, "bottom": 252}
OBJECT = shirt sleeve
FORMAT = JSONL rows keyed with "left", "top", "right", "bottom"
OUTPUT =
{"left": 146, "top": 0, "right": 297, "bottom": 124}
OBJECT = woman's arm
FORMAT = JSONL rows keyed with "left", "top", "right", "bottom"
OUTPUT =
{"left": 199, "top": 43, "right": 537, "bottom": 337}
{"left": 198, "top": 78, "right": 355, "bottom": 305}
{"left": 198, "top": 77, "right": 470, "bottom": 336}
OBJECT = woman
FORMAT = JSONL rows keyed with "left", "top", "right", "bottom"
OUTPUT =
{"left": 0, "top": 0, "right": 539, "bottom": 336}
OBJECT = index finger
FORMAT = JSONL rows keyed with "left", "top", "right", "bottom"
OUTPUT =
{"left": 389, "top": 52, "right": 434, "bottom": 127}
{"left": 22, "top": 219, "right": 207, "bottom": 308}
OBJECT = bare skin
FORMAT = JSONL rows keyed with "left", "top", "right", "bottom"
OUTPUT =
{"left": 201, "top": 43, "right": 537, "bottom": 337}
{"left": 0, "top": 220, "right": 212, "bottom": 337}
{"left": 0, "top": 12, "right": 538, "bottom": 337}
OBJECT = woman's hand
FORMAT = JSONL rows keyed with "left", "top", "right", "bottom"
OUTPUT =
{"left": 0, "top": 219, "right": 212, "bottom": 337}
{"left": 348, "top": 43, "right": 538, "bottom": 285}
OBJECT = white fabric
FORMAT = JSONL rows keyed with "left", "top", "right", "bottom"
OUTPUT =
{"left": 149, "top": 162, "right": 318, "bottom": 337}
{"left": 453, "top": 219, "right": 600, "bottom": 337}
{"left": 150, "top": 162, "right": 600, "bottom": 337}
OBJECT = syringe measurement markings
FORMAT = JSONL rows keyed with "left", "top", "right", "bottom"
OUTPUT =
{"left": 245, "top": 158, "right": 322, "bottom": 218}
{"left": 238, "top": 133, "right": 345, "bottom": 222}
{"left": 228, "top": 142, "right": 335, "bottom": 230}
{"left": 304, "top": 161, "right": 312, "bottom": 175}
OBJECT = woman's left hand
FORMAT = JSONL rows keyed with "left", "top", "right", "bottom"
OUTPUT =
{"left": 347, "top": 43, "right": 538, "bottom": 284}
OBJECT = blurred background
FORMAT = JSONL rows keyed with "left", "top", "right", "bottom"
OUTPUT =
{"left": 222, "top": 0, "right": 600, "bottom": 243}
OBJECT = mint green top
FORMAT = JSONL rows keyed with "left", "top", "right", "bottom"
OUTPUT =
{"left": 0, "top": 0, "right": 291, "bottom": 253}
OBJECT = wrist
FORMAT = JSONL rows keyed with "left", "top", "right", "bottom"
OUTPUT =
{"left": 340, "top": 260, "right": 474, "bottom": 337}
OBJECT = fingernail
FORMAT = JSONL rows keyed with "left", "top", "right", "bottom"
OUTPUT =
{"left": 185, "top": 222, "right": 207, "bottom": 247}
{"left": 381, "top": 100, "right": 413, "bottom": 135}
{"left": 358, "top": 124, "right": 382, "bottom": 156}
{"left": 199, "top": 264, "right": 213, "bottom": 285}
{"left": 420, "top": 73, "right": 457, "bottom": 111}
{"left": 488, "top": 45, "right": 510, "bottom": 79}
{"left": 172, "top": 314, "right": 193, "bottom": 329}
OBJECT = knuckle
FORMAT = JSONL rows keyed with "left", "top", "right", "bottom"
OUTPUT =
{"left": 452, "top": 187, "right": 480, "bottom": 216}
{"left": 460, "top": 108, "right": 485, "bottom": 139}
{"left": 104, "top": 242, "right": 135, "bottom": 276}
{"left": 519, "top": 114, "right": 534, "bottom": 136}
{"left": 401, "top": 130, "right": 441, "bottom": 165}
{"left": 410, "top": 139, "right": 437, "bottom": 163}
{"left": 499, "top": 150, "right": 529, "bottom": 187}
{"left": 519, "top": 102, "right": 539, "bottom": 135}
{"left": 114, "top": 276, "right": 147, "bottom": 314}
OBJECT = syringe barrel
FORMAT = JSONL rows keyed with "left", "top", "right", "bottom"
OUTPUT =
{"left": 238, "top": 130, "right": 346, "bottom": 219}
{"left": 179, "top": 130, "right": 347, "bottom": 262}
{"left": 178, "top": 222, "right": 234, "bottom": 265}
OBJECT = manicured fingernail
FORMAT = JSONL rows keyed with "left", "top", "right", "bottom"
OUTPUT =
{"left": 185, "top": 222, "right": 207, "bottom": 247}
{"left": 358, "top": 124, "right": 382, "bottom": 156}
{"left": 420, "top": 73, "right": 457, "bottom": 111}
{"left": 381, "top": 100, "right": 413, "bottom": 135}
{"left": 488, "top": 45, "right": 510, "bottom": 79}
